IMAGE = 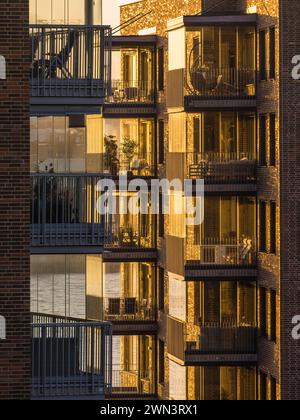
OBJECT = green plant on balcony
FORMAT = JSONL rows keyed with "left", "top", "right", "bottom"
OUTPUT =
{"left": 104, "top": 135, "right": 119, "bottom": 176}
{"left": 121, "top": 136, "right": 138, "bottom": 172}
{"left": 119, "top": 226, "right": 138, "bottom": 247}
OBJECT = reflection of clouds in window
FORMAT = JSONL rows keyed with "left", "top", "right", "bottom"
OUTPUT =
{"left": 29, "top": 0, "right": 103, "bottom": 25}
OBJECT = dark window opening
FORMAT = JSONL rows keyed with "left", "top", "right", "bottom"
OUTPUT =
{"left": 270, "top": 289, "right": 277, "bottom": 342}
{"left": 158, "top": 120, "right": 165, "bottom": 165}
{"left": 270, "top": 376, "right": 277, "bottom": 400}
{"left": 259, "top": 201, "right": 267, "bottom": 253}
{"left": 259, "top": 115, "right": 267, "bottom": 166}
{"left": 259, "top": 30, "right": 267, "bottom": 80}
{"left": 269, "top": 113, "right": 276, "bottom": 166}
{"left": 270, "top": 201, "right": 276, "bottom": 254}
{"left": 158, "top": 47, "right": 164, "bottom": 91}
{"left": 260, "top": 287, "right": 267, "bottom": 338}
{"left": 158, "top": 267, "right": 165, "bottom": 311}
{"left": 158, "top": 339, "right": 165, "bottom": 384}
{"left": 260, "top": 371, "right": 268, "bottom": 400}
{"left": 269, "top": 27, "right": 276, "bottom": 79}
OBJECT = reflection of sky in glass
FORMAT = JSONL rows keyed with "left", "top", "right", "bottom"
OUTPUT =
{"left": 30, "top": 0, "right": 121, "bottom": 26}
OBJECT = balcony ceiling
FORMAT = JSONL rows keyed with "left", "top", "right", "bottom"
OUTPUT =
{"left": 112, "top": 35, "right": 157, "bottom": 47}
{"left": 167, "top": 14, "right": 257, "bottom": 31}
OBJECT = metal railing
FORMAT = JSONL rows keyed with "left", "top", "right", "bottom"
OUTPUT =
{"left": 103, "top": 298, "right": 155, "bottom": 321}
{"left": 107, "top": 80, "right": 155, "bottom": 103}
{"left": 111, "top": 365, "right": 155, "bottom": 395}
{"left": 186, "top": 68, "right": 256, "bottom": 98}
{"left": 185, "top": 323, "right": 257, "bottom": 354}
{"left": 31, "top": 313, "right": 112, "bottom": 399}
{"left": 30, "top": 25, "right": 112, "bottom": 98}
{"left": 31, "top": 174, "right": 108, "bottom": 246}
{"left": 187, "top": 152, "right": 257, "bottom": 184}
{"left": 103, "top": 152, "right": 156, "bottom": 177}
{"left": 186, "top": 238, "right": 256, "bottom": 266}
{"left": 105, "top": 222, "right": 154, "bottom": 249}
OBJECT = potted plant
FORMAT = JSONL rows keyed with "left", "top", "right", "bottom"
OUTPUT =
{"left": 121, "top": 136, "right": 138, "bottom": 175}
{"left": 104, "top": 135, "right": 119, "bottom": 176}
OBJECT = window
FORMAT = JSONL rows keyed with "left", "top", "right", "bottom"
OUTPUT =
{"left": 269, "top": 27, "right": 276, "bottom": 79}
{"left": 270, "top": 376, "right": 277, "bottom": 400}
{"left": 259, "top": 30, "right": 267, "bottom": 80}
{"left": 259, "top": 115, "right": 267, "bottom": 166}
{"left": 159, "top": 192, "right": 165, "bottom": 238}
{"left": 158, "top": 340, "right": 165, "bottom": 384}
{"left": 0, "top": 55, "right": 6, "bottom": 79}
{"left": 269, "top": 113, "right": 276, "bottom": 166}
{"left": 260, "top": 287, "right": 267, "bottom": 338}
{"left": 158, "top": 47, "right": 164, "bottom": 91}
{"left": 158, "top": 267, "right": 165, "bottom": 311}
{"left": 270, "top": 201, "right": 276, "bottom": 254}
{"left": 259, "top": 201, "right": 267, "bottom": 253}
{"left": 158, "top": 120, "right": 165, "bottom": 164}
{"left": 260, "top": 371, "right": 268, "bottom": 400}
{"left": 270, "top": 289, "right": 277, "bottom": 342}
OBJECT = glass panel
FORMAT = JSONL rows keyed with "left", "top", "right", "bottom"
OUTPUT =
{"left": 239, "top": 282, "right": 256, "bottom": 325}
{"left": 52, "top": 0, "right": 66, "bottom": 24}
{"left": 220, "top": 28, "right": 236, "bottom": 68}
{"left": 86, "top": 115, "right": 104, "bottom": 172}
{"left": 169, "top": 275, "right": 186, "bottom": 322}
{"left": 203, "top": 112, "right": 219, "bottom": 154}
{"left": 221, "top": 282, "right": 237, "bottom": 324}
{"left": 239, "top": 196, "right": 256, "bottom": 241}
{"left": 169, "top": 113, "right": 186, "bottom": 153}
{"left": 220, "top": 367, "right": 237, "bottom": 400}
{"left": 169, "top": 361, "right": 186, "bottom": 400}
{"left": 202, "top": 27, "right": 220, "bottom": 69}
{"left": 238, "top": 114, "right": 256, "bottom": 158}
{"left": 221, "top": 112, "right": 237, "bottom": 154}
{"left": 199, "top": 367, "right": 256, "bottom": 400}
{"left": 169, "top": 28, "right": 186, "bottom": 71}
{"left": 238, "top": 27, "right": 255, "bottom": 70}
{"left": 220, "top": 196, "right": 237, "bottom": 240}
{"left": 30, "top": 255, "right": 86, "bottom": 319}
{"left": 30, "top": 117, "right": 38, "bottom": 172}
{"left": 204, "top": 282, "right": 220, "bottom": 324}
{"left": 69, "top": 124, "right": 86, "bottom": 173}
{"left": 37, "top": 116, "right": 53, "bottom": 173}
{"left": 53, "top": 116, "right": 68, "bottom": 173}
{"left": 122, "top": 50, "right": 138, "bottom": 86}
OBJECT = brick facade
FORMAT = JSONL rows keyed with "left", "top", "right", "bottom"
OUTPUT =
{"left": 0, "top": 0, "right": 30, "bottom": 399}
{"left": 279, "top": 0, "right": 300, "bottom": 401}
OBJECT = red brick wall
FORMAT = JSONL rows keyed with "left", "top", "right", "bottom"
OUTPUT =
{"left": 279, "top": 0, "right": 300, "bottom": 401}
{"left": 0, "top": 0, "right": 30, "bottom": 399}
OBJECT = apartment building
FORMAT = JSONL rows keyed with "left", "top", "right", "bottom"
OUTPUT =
{"left": 116, "top": 0, "right": 300, "bottom": 401}
{"left": 1, "top": 0, "right": 300, "bottom": 401}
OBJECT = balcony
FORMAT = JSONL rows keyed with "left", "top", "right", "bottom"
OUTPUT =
{"left": 187, "top": 153, "right": 257, "bottom": 184}
{"left": 105, "top": 221, "right": 155, "bottom": 251}
{"left": 31, "top": 174, "right": 108, "bottom": 247}
{"left": 186, "top": 238, "right": 256, "bottom": 267}
{"left": 30, "top": 25, "right": 111, "bottom": 104}
{"left": 103, "top": 297, "right": 155, "bottom": 322}
{"left": 167, "top": 19, "right": 256, "bottom": 109}
{"left": 104, "top": 43, "right": 155, "bottom": 113}
{"left": 31, "top": 314, "right": 112, "bottom": 400}
{"left": 111, "top": 366, "right": 155, "bottom": 397}
{"left": 186, "top": 323, "right": 257, "bottom": 355}
{"left": 167, "top": 317, "right": 257, "bottom": 365}
{"left": 186, "top": 68, "right": 256, "bottom": 102}
{"left": 108, "top": 80, "right": 155, "bottom": 104}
